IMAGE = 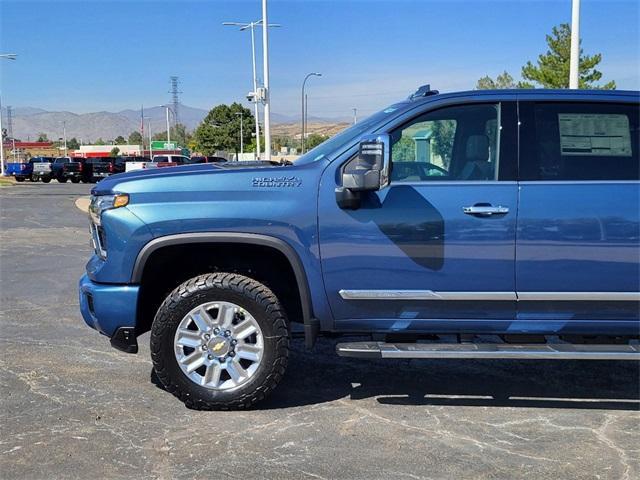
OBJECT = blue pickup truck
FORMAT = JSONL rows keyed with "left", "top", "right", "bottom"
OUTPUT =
{"left": 79, "top": 88, "right": 639, "bottom": 409}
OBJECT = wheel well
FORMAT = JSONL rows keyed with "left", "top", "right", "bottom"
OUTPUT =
{"left": 136, "top": 243, "right": 304, "bottom": 335}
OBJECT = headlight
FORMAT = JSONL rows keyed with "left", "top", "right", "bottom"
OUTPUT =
{"left": 89, "top": 193, "right": 129, "bottom": 226}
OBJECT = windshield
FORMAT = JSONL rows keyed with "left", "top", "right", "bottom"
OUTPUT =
{"left": 294, "top": 102, "right": 409, "bottom": 165}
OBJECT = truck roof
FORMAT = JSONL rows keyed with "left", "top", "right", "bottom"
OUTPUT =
{"left": 410, "top": 88, "right": 639, "bottom": 104}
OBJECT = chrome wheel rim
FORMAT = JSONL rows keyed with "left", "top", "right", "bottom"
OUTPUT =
{"left": 174, "top": 301, "right": 264, "bottom": 390}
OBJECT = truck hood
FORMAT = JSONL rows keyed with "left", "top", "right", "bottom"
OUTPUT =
{"left": 91, "top": 161, "right": 291, "bottom": 195}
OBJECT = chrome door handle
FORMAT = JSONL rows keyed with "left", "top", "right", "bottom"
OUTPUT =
{"left": 462, "top": 205, "right": 509, "bottom": 216}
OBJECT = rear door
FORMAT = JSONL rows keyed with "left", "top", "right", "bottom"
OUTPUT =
{"left": 318, "top": 100, "right": 519, "bottom": 330}
{"left": 517, "top": 99, "right": 640, "bottom": 332}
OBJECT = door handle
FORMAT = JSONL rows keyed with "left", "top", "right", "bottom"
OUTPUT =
{"left": 462, "top": 205, "right": 509, "bottom": 216}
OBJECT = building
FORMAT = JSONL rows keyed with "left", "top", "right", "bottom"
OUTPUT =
{"left": 1, "top": 141, "right": 59, "bottom": 162}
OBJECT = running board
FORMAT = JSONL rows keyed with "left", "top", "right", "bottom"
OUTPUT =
{"left": 335, "top": 342, "right": 640, "bottom": 361}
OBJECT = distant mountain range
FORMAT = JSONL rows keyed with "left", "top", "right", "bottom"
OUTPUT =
{"left": 3, "top": 104, "right": 349, "bottom": 143}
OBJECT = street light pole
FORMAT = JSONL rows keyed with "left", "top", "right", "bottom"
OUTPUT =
{"left": 165, "top": 106, "right": 171, "bottom": 146}
{"left": 223, "top": 20, "right": 280, "bottom": 160}
{"left": 143, "top": 116, "right": 151, "bottom": 157}
{"left": 352, "top": 108, "right": 357, "bottom": 124}
{"left": 0, "top": 53, "right": 17, "bottom": 177}
{"left": 63, "top": 121, "right": 67, "bottom": 156}
{"left": 249, "top": 22, "right": 260, "bottom": 159}
{"left": 569, "top": 0, "right": 581, "bottom": 89}
{"left": 301, "top": 72, "right": 321, "bottom": 154}
{"left": 262, "top": 0, "right": 272, "bottom": 160}
{"left": 235, "top": 112, "right": 244, "bottom": 157}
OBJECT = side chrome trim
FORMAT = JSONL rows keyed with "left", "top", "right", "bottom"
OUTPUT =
{"left": 518, "top": 292, "right": 640, "bottom": 301}
{"left": 339, "top": 290, "right": 640, "bottom": 302}
{"left": 338, "top": 290, "right": 516, "bottom": 301}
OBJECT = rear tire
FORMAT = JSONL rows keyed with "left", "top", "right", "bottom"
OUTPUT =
{"left": 57, "top": 175, "right": 67, "bottom": 183}
{"left": 70, "top": 177, "right": 80, "bottom": 184}
{"left": 41, "top": 176, "right": 51, "bottom": 183}
{"left": 151, "top": 273, "right": 289, "bottom": 410}
{"left": 15, "top": 177, "right": 24, "bottom": 182}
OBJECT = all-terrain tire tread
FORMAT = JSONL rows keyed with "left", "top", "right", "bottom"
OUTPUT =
{"left": 150, "top": 272, "right": 289, "bottom": 410}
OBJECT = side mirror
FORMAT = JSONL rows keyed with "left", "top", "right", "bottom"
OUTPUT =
{"left": 336, "top": 134, "right": 390, "bottom": 209}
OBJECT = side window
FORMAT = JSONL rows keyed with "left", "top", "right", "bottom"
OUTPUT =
{"left": 390, "top": 103, "right": 501, "bottom": 182}
{"left": 521, "top": 102, "right": 639, "bottom": 181}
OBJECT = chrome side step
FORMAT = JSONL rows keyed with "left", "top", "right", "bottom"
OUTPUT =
{"left": 335, "top": 342, "right": 640, "bottom": 361}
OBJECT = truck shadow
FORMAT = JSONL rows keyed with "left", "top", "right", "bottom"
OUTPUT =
{"left": 260, "top": 338, "right": 639, "bottom": 411}
{"left": 150, "top": 337, "right": 639, "bottom": 411}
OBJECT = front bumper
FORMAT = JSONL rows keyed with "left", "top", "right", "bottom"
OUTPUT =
{"left": 79, "top": 274, "right": 140, "bottom": 351}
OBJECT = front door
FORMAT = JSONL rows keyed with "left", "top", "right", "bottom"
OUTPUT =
{"left": 318, "top": 101, "right": 519, "bottom": 331}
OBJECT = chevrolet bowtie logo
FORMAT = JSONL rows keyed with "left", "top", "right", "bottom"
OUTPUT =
{"left": 212, "top": 342, "right": 225, "bottom": 352}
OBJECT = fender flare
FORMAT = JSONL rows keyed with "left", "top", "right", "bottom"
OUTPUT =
{"left": 131, "top": 232, "right": 319, "bottom": 347}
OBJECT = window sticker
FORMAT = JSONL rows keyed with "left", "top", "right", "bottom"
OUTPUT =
{"left": 558, "top": 113, "right": 632, "bottom": 157}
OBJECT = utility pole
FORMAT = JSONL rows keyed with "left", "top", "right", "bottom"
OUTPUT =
{"left": 0, "top": 53, "right": 17, "bottom": 177}
{"left": 569, "top": 0, "right": 580, "bottom": 89}
{"left": 262, "top": 0, "right": 271, "bottom": 160}
{"left": 352, "top": 108, "right": 357, "bottom": 124}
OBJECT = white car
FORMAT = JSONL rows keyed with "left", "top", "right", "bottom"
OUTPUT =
{"left": 125, "top": 155, "right": 190, "bottom": 172}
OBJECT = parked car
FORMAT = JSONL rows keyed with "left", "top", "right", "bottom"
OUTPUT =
{"left": 52, "top": 157, "right": 73, "bottom": 182}
{"left": 117, "top": 156, "right": 150, "bottom": 174}
{"left": 81, "top": 158, "right": 111, "bottom": 183}
{"left": 151, "top": 154, "right": 190, "bottom": 164}
{"left": 125, "top": 155, "right": 187, "bottom": 172}
{"left": 79, "top": 87, "right": 640, "bottom": 410}
{"left": 61, "top": 158, "right": 84, "bottom": 183}
{"left": 188, "top": 156, "right": 228, "bottom": 164}
{"left": 30, "top": 157, "right": 56, "bottom": 182}
{"left": 7, "top": 162, "right": 30, "bottom": 181}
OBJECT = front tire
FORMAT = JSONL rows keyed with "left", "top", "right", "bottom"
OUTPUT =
{"left": 57, "top": 175, "right": 67, "bottom": 183}
{"left": 151, "top": 273, "right": 289, "bottom": 410}
{"left": 41, "top": 176, "right": 51, "bottom": 183}
{"left": 70, "top": 177, "right": 80, "bottom": 183}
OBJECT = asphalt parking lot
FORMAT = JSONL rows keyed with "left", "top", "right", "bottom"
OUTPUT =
{"left": 1, "top": 182, "right": 639, "bottom": 480}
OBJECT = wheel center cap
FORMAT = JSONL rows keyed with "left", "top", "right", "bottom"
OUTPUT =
{"left": 207, "top": 336, "right": 230, "bottom": 356}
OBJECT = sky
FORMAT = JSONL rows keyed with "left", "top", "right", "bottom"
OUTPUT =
{"left": 1, "top": 0, "right": 639, "bottom": 119}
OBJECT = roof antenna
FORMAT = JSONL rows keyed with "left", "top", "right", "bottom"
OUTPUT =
{"left": 409, "top": 84, "right": 439, "bottom": 100}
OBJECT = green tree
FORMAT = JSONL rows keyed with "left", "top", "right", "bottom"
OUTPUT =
{"left": 114, "top": 135, "right": 127, "bottom": 145}
{"left": 67, "top": 137, "right": 80, "bottom": 150}
{"left": 305, "top": 133, "right": 329, "bottom": 150}
{"left": 150, "top": 124, "right": 191, "bottom": 146}
{"left": 37, "top": 133, "right": 48, "bottom": 142}
{"left": 128, "top": 131, "right": 143, "bottom": 144}
{"left": 172, "top": 123, "right": 191, "bottom": 146}
{"left": 476, "top": 71, "right": 517, "bottom": 89}
{"left": 430, "top": 120, "right": 456, "bottom": 169}
{"left": 521, "top": 23, "right": 615, "bottom": 89}
{"left": 94, "top": 138, "right": 106, "bottom": 145}
{"left": 193, "top": 103, "right": 255, "bottom": 156}
{"left": 110, "top": 146, "right": 120, "bottom": 157}
{"left": 391, "top": 136, "right": 415, "bottom": 161}
{"left": 475, "top": 23, "right": 615, "bottom": 90}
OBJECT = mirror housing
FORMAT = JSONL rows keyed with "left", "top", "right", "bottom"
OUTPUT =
{"left": 336, "top": 134, "right": 390, "bottom": 209}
